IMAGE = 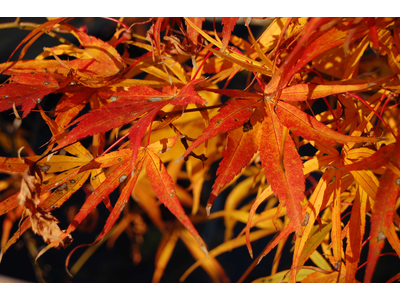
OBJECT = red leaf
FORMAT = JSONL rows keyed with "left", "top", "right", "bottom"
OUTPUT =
{"left": 170, "top": 79, "right": 206, "bottom": 106}
{"left": 146, "top": 150, "right": 208, "bottom": 256}
{"left": 180, "top": 99, "right": 259, "bottom": 159}
{"left": 70, "top": 26, "right": 125, "bottom": 76}
{"left": 54, "top": 97, "right": 166, "bottom": 151}
{"left": 275, "top": 101, "right": 380, "bottom": 145}
{"left": 265, "top": 18, "right": 387, "bottom": 94}
{"left": 63, "top": 159, "right": 135, "bottom": 237}
{"left": 364, "top": 167, "right": 399, "bottom": 282}
{"left": 0, "top": 73, "right": 59, "bottom": 117}
{"left": 94, "top": 153, "right": 145, "bottom": 243}
{"left": 257, "top": 222, "right": 295, "bottom": 264}
{"left": 221, "top": 18, "right": 239, "bottom": 52}
{"left": 259, "top": 103, "right": 305, "bottom": 235}
{"left": 185, "top": 17, "right": 206, "bottom": 45}
{"left": 128, "top": 101, "right": 169, "bottom": 167}
{"left": 367, "top": 18, "right": 380, "bottom": 51}
{"left": 364, "top": 126, "right": 400, "bottom": 282}
{"left": 207, "top": 123, "right": 259, "bottom": 215}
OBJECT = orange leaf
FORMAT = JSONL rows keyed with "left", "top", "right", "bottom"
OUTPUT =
{"left": 0, "top": 73, "right": 60, "bottom": 117}
{"left": 364, "top": 167, "right": 399, "bottom": 282}
{"left": 221, "top": 18, "right": 239, "bottom": 52}
{"left": 259, "top": 103, "right": 304, "bottom": 236}
{"left": 344, "top": 144, "right": 395, "bottom": 171}
{"left": 367, "top": 18, "right": 380, "bottom": 51}
{"left": 170, "top": 79, "right": 206, "bottom": 106}
{"left": 180, "top": 99, "right": 259, "bottom": 160}
{"left": 93, "top": 154, "right": 145, "bottom": 244}
{"left": 0, "top": 193, "right": 20, "bottom": 216}
{"left": 275, "top": 101, "right": 380, "bottom": 145}
{"left": 145, "top": 150, "right": 208, "bottom": 256}
{"left": 331, "top": 170, "right": 343, "bottom": 269}
{"left": 185, "top": 17, "right": 206, "bottom": 45}
{"left": 63, "top": 159, "right": 134, "bottom": 238}
{"left": 208, "top": 124, "right": 259, "bottom": 215}
{"left": 70, "top": 26, "right": 125, "bottom": 76}
{"left": 345, "top": 187, "right": 367, "bottom": 282}
{"left": 364, "top": 125, "right": 400, "bottom": 282}
{"left": 279, "top": 76, "right": 392, "bottom": 101}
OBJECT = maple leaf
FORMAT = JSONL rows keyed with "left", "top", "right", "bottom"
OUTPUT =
{"left": 0, "top": 73, "right": 60, "bottom": 118}
{"left": 2, "top": 17, "right": 400, "bottom": 283}
{"left": 185, "top": 17, "right": 206, "bottom": 46}
{"left": 364, "top": 127, "right": 400, "bottom": 282}
{"left": 221, "top": 18, "right": 240, "bottom": 52}
{"left": 259, "top": 102, "right": 305, "bottom": 236}
{"left": 52, "top": 86, "right": 166, "bottom": 151}
{"left": 275, "top": 101, "right": 381, "bottom": 145}
{"left": 170, "top": 78, "right": 206, "bottom": 106}
{"left": 207, "top": 117, "right": 260, "bottom": 215}
{"left": 180, "top": 98, "right": 259, "bottom": 160}
{"left": 146, "top": 150, "right": 208, "bottom": 256}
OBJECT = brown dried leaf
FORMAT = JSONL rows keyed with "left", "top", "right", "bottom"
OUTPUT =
{"left": 18, "top": 166, "right": 72, "bottom": 248}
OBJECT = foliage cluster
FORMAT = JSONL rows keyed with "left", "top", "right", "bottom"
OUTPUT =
{"left": 1, "top": 17, "right": 400, "bottom": 283}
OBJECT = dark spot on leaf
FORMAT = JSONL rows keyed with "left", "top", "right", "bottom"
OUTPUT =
{"left": 3, "top": 95, "right": 8, "bottom": 99}
{"left": 216, "top": 119, "right": 222, "bottom": 125}
{"left": 70, "top": 180, "right": 76, "bottom": 184}
{"left": 234, "top": 118, "right": 238, "bottom": 122}
{"left": 242, "top": 121, "right": 253, "bottom": 132}
{"left": 118, "top": 158, "right": 122, "bottom": 162}
{"left": 56, "top": 182, "right": 68, "bottom": 192}
{"left": 38, "top": 164, "right": 50, "bottom": 172}
{"left": 377, "top": 230, "right": 386, "bottom": 242}
{"left": 43, "top": 180, "right": 49, "bottom": 185}
{"left": 302, "top": 212, "right": 310, "bottom": 226}
{"left": 119, "top": 174, "right": 128, "bottom": 183}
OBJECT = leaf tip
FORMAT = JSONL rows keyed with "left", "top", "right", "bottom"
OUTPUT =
{"left": 200, "top": 244, "right": 209, "bottom": 258}
{"left": 256, "top": 254, "right": 264, "bottom": 265}
{"left": 175, "top": 156, "right": 184, "bottom": 164}
{"left": 206, "top": 204, "right": 212, "bottom": 217}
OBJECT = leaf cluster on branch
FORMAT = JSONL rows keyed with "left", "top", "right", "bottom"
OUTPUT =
{"left": 0, "top": 17, "right": 400, "bottom": 283}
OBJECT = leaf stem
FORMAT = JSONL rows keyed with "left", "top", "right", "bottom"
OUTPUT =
{"left": 346, "top": 92, "right": 396, "bottom": 138}
{"left": 163, "top": 104, "right": 224, "bottom": 117}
